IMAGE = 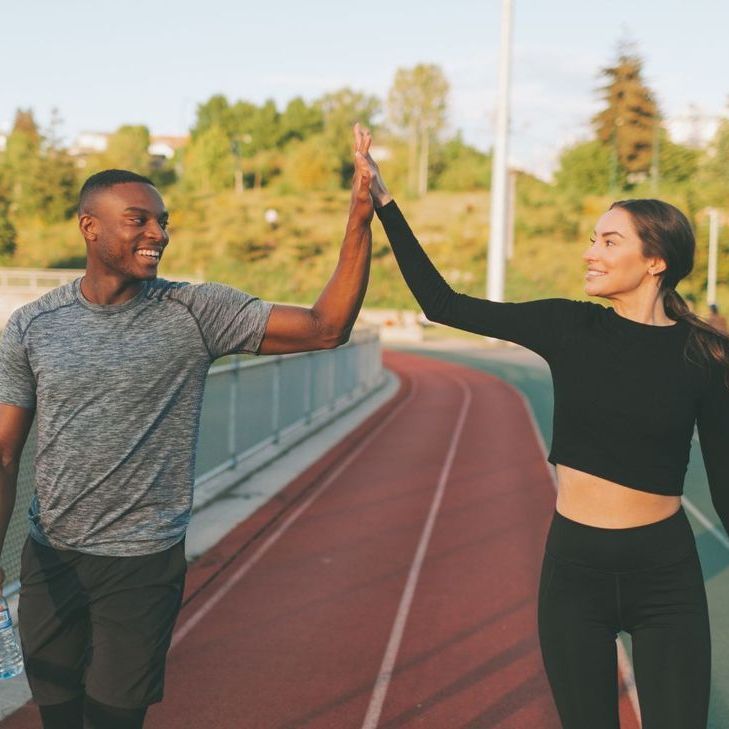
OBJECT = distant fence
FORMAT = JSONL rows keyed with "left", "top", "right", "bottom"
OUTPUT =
{"left": 0, "top": 268, "right": 205, "bottom": 326}
{"left": 4, "top": 331, "right": 384, "bottom": 594}
{"left": 0, "top": 267, "right": 85, "bottom": 294}
{"left": 0, "top": 268, "right": 86, "bottom": 326}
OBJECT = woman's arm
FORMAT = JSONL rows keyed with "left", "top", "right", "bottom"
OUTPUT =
{"left": 696, "top": 365, "right": 729, "bottom": 538}
{"left": 364, "top": 148, "right": 573, "bottom": 360}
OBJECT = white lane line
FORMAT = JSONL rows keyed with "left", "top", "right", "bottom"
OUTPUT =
{"left": 514, "top": 386, "right": 644, "bottom": 726}
{"left": 682, "top": 496, "right": 729, "bottom": 550}
{"left": 171, "top": 376, "right": 418, "bottom": 650}
{"left": 360, "top": 375, "right": 472, "bottom": 729}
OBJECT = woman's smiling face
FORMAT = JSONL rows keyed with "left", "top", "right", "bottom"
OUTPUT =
{"left": 582, "top": 207, "right": 665, "bottom": 297}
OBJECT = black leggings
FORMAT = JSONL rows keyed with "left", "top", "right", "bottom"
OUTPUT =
{"left": 537, "top": 505, "right": 711, "bottom": 729}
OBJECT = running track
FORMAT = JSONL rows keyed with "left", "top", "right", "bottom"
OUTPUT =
{"left": 2, "top": 351, "right": 640, "bottom": 728}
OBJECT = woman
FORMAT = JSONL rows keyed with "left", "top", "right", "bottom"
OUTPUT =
{"left": 363, "top": 146, "right": 729, "bottom": 728}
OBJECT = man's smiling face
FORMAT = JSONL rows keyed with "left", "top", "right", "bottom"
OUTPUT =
{"left": 79, "top": 182, "right": 170, "bottom": 281}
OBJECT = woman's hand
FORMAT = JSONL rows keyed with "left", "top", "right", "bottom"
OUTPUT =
{"left": 358, "top": 128, "right": 393, "bottom": 209}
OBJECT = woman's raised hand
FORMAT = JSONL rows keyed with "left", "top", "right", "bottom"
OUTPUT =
{"left": 356, "top": 126, "right": 392, "bottom": 208}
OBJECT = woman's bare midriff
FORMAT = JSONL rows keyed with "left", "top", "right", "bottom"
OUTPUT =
{"left": 555, "top": 464, "right": 682, "bottom": 528}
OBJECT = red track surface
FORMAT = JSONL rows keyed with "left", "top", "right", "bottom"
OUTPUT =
{"left": 2, "top": 351, "right": 640, "bottom": 728}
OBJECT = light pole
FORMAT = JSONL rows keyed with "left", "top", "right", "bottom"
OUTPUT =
{"left": 486, "top": 0, "right": 514, "bottom": 301}
{"left": 707, "top": 208, "right": 719, "bottom": 307}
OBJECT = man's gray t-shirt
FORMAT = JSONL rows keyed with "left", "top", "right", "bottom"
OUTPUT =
{"left": 0, "top": 277, "right": 273, "bottom": 556}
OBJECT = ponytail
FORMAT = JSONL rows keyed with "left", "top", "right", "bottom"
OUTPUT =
{"left": 662, "top": 288, "right": 729, "bottom": 388}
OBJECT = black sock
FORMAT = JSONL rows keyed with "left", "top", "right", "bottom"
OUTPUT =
{"left": 39, "top": 695, "right": 84, "bottom": 729}
{"left": 83, "top": 695, "right": 148, "bottom": 729}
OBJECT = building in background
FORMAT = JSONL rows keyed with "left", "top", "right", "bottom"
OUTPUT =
{"left": 67, "top": 131, "right": 188, "bottom": 169}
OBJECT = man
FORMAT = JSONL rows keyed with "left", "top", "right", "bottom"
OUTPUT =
{"left": 0, "top": 125, "right": 374, "bottom": 729}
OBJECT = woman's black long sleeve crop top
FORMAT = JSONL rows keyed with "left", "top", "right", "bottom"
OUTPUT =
{"left": 376, "top": 200, "right": 729, "bottom": 536}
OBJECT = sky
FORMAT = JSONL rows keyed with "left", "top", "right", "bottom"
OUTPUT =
{"left": 2, "top": 0, "right": 728, "bottom": 178}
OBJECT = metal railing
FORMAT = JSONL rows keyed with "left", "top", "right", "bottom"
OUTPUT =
{"left": 3, "top": 331, "right": 383, "bottom": 593}
{"left": 0, "top": 267, "right": 86, "bottom": 295}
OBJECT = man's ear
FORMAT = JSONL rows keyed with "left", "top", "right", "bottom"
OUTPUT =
{"left": 79, "top": 213, "right": 98, "bottom": 241}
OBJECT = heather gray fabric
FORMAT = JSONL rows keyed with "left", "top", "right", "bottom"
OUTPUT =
{"left": 0, "top": 277, "right": 273, "bottom": 556}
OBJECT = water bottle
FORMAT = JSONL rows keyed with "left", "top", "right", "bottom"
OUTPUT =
{"left": 0, "top": 597, "right": 23, "bottom": 679}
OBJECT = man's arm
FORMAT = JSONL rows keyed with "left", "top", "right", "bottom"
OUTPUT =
{"left": 0, "top": 404, "right": 34, "bottom": 593}
{"left": 258, "top": 123, "right": 374, "bottom": 355}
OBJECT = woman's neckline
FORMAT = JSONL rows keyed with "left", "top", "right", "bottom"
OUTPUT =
{"left": 607, "top": 306, "right": 681, "bottom": 331}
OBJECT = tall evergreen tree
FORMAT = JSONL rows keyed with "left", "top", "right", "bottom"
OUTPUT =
{"left": 592, "top": 44, "right": 659, "bottom": 182}
{"left": 4, "top": 109, "right": 42, "bottom": 216}
{"left": 2, "top": 108, "right": 76, "bottom": 222}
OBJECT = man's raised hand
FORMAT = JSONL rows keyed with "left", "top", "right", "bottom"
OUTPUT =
{"left": 349, "top": 122, "right": 374, "bottom": 225}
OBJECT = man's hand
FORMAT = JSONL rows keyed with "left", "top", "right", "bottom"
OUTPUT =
{"left": 349, "top": 123, "right": 374, "bottom": 226}
{"left": 356, "top": 128, "right": 393, "bottom": 209}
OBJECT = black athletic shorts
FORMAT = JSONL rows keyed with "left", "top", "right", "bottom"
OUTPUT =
{"left": 18, "top": 535, "right": 187, "bottom": 709}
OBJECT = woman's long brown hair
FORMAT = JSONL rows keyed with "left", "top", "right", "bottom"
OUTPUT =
{"left": 611, "top": 199, "right": 729, "bottom": 388}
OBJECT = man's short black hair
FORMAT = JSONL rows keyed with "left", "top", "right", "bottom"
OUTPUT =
{"left": 78, "top": 169, "right": 155, "bottom": 214}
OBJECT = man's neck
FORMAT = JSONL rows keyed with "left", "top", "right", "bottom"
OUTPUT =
{"left": 80, "top": 272, "right": 144, "bottom": 306}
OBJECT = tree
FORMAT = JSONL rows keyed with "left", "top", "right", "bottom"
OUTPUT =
{"left": 431, "top": 133, "right": 491, "bottom": 191}
{"left": 190, "top": 95, "right": 287, "bottom": 190}
{"left": 182, "top": 125, "right": 235, "bottom": 193}
{"left": 241, "top": 149, "right": 283, "bottom": 189}
{"left": 103, "top": 125, "right": 152, "bottom": 174}
{"left": 191, "top": 95, "right": 235, "bottom": 140}
{"left": 388, "top": 64, "right": 449, "bottom": 196}
{"left": 554, "top": 139, "right": 616, "bottom": 196}
{"left": 696, "top": 119, "right": 729, "bottom": 206}
{"left": 316, "top": 88, "right": 380, "bottom": 186}
{"left": 237, "top": 99, "right": 280, "bottom": 153}
{"left": 0, "top": 173, "right": 16, "bottom": 257}
{"left": 279, "top": 135, "right": 340, "bottom": 192}
{"left": 592, "top": 44, "right": 660, "bottom": 185}
{"left": 656, "top": 133, "right": 700, "bottom": 188}
{"left": 279, "top": 97, "right": 324, "bottom": 146}
{"left": 3, "top": 109, "right": 42, "bottom": 216}
{"left": 30, "top": 151, "right": 77, "bottom": 222}
{"left": 38, "top": 109, "right": 79, "bottom": 221}
{"left": 1, "top": 108, "right": 77, "bottom": 222}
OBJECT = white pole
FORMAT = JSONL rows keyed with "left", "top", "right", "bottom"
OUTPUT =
{"left": 707, "top": 208, "right": 719, "bottom": 306}
{"left": 506, "top": 167, "right": 517, "bottom": 260}
{"left": 487, "top": 0, "right": 514, "bottom": 300}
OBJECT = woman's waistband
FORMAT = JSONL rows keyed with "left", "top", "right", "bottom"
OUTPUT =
{"left": 545, "top": 505, "right": 696, "bottom": 572}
